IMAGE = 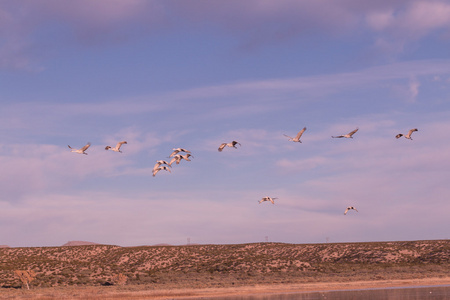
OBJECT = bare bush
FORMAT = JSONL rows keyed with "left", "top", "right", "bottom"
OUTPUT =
{"left": 14, "top": 270, "right": 36, "bottom": 289}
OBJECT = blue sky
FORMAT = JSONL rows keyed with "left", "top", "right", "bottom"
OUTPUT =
{"left": 1, "top": 0, "right": 450, "bottom": 247}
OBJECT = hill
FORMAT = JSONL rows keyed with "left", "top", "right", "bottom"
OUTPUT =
{"left": 61, "top": 241, "right": 101, "bottom": 247}
{"left": 0, "top": 240, "right": 448, "bottom": 289}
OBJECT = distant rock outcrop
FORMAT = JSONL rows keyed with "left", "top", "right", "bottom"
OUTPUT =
{"left": 0, "top": 245, "right": 10, "bottom": 248}
{"left": 61, "top": 241, "right": 100, "bottom": 247}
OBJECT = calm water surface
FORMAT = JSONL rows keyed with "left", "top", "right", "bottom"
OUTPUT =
{"left": 199, "top": 285, "right": 450, "bottom": 300}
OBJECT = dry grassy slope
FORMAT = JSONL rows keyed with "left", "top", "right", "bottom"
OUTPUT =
{"left": 0, "top": 240, "right": 448, "bottom": 288}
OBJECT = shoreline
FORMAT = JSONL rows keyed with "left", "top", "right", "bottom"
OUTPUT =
{"left": 162, "top": 278, "right": 450, "bottom": 299}
{"left": 3, "top": 277, "right": 449, "bottom": 299}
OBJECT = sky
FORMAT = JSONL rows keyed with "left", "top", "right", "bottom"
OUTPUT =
{"left": 1, "top": 0, "right": 450, "bottom": 247}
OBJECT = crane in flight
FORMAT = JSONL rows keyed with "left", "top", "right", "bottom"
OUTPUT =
{"left": 332, "top": 128, "right": 359, "bottom": 139}
{"left": 153, "top": 166, "right": 171, "bottom": 177}
{"left": 284, "top": 127, "right": 306, "bottom": 143}
{"left": 259, "top": 196, "right": 277, "bottom": 204}
{"left": 168, "top": 154, "right": 193, "bottom": 166}
{"left": 153, "top": 160, "right": 171, "bottom": 171}
{"left": 396, "top": 128, "right": 418, "bottom": 140}
{"left": 218, "top": 141, "right": 241, "bottom": 152}
{"left": 169, "top": 148, "right": 191, "bottom": 157}
{"left": 105, "top": 141, "right": 127, "bottom": 153}
{"left": 344, "top": 206, "right": 358, "bottom": 215}
{"left": 68, "top": 143, "right": 91, "bottom": 155}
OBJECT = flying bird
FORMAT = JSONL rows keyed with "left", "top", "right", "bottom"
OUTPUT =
{"left": 68, "top": 143, "right": 91, "bottom": 155}
{"left": 152, "top": 166, "right": 171, "bottom": 177}
{"left": 396, "top": 128, "right": 418, "bottom": 140}
{"left": 168, "top": 154, "right": 194, "bottom": 166}
{"left": 169, "top": 148, "right": 191, "bottom": 157}
{"left": 218, "top": 141, "right": 241, "bottom": 152}
{"left": 259, "top": 196, "right": 277, "bottom": 204}
{"left": 153, "top": 160, "right": 171, "bottom": 171}
{"left": 344, "top": 206, "right": 358, "bottom": 215}
{"left": 284, "top": 127, "right": 307, "bottom": 143}
{"left": 332, "top": 128, "right": 359, "bottom": 139}
{"left": 105, "top": 141, "right": 127, "bottom": 153}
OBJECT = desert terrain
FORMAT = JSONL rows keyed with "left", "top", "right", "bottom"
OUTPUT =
{"left": 0, "top": 240, "right": 449, "bottom": 299}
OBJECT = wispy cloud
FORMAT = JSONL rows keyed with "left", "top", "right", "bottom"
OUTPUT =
{"left": 3, "top": 1, "right": 450, "bottom": 70}
{"left": 366, "top": 1, "right": 450, "bottom": 55}
{"left": 0, "top": 142, "right": 133, "bottom": 202}
{"left": 1, "top": 59, "right": 449, "bottom": 143}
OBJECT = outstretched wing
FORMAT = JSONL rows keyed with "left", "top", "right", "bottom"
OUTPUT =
{"left": 218, "top": 143, "right": 226, "bottom": 152}
{"left": 169, "top": 150, "right": 179, "bottom": 157}
{"left": 344, "top": 208, "right": 349, "bottom": 215}
{"left": 395, "top": 134, "right": 403, "bottom": 139}
{"left": 153, "top": 162, "right": 162, "bottom": 170}
{"left": 295, "top": 127, "right": 307, "bottom": 140}
{"left": 332, "top": 135, "right": 344, "bottom": 138}
{"left": 407, "top": 128, "right": 418, "bottom": 137}
{"left": 283, "top": 134, "right": 293, "bottom": 140}
{"left": 348, "top": 128, "right": 359, "bottom": 137}
{"left": 116, "top": 141, "right": 127, "bottom": 150}
{"left": 153, "top": 166, "right": 171, "bottom": 176}
{"left": 168, "top": 157, "right": 178, "bottom": 166}
{"left": 181, "top": 155, "right": 192, "bottom": 161}
{"left": 81, "top": 143, "right": 91, "bottom": 151}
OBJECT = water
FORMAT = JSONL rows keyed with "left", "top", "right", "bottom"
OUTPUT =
{"left": 202, "top": 285, "right": 450, "bottom": 300}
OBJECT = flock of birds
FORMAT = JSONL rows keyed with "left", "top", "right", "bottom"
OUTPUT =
{"left": 152, "top": 148, "right": 194, "bottom": 177}
{"left": 67, "top": 127, "right": 419, "bottom": 215}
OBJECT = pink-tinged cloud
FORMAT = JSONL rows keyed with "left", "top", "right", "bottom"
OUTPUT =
{"left": 2, "top": 1, "right": 450, "bottom": 70}
{"left": 0, "top": 143, "right": 132, "bottom": 202}
{"left": 397, "top": 1, "right": 450, "bottom": 37}
{"left": 366, "top": 9, "right": 395, "bottom": 31}
{"left": 0, "top": 0, "right": 164, "bottom": 69}
{"left": 35, "top": 0, "right": 165, "bottom": 44}
{"left": 366, "top": 1, "right": 450, "bottom": 54}
{"left": 366, "top": 1, "right": 450, "bottom": 36}
{"left": 170, "top": 0, "right": 359, "bottom": 49}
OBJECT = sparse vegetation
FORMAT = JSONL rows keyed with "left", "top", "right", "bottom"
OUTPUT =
{"left": 0, "top": 240, "right": 448, "bottom": 291}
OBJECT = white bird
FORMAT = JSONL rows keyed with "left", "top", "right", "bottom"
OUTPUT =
{"left": 168, "top": 154, "right": 194, "bottom": 166}
{"left": 284, "top": 127, "right": 306, "bottom": 143}
{"left": 218, "top": 141, "right": 241, "bottom": 152}
{"left": 105, "top": 141, "right": 127, "bottom": 153}
{"left": 396, "top": 128, "right": 418, "bottom": 140}
{"left": 153, "top": 160, "right": 171, "bottom": 171}
{"left": 68, "top": 143, "right": 91, "bottom": 155}
{"left": 332, "top": 128, "right": 359, "bottom": 139}
{"left": 259, "top": 196, "right": 277, "bottom": 204}
{"left": 169, "top": 148, "right": 191, "bottom": 157}
{"left": 152, "top": 166, "right": 171, "bottom": 177}
{"left": 344, "top": 206, "right": 358, "bottom": 215}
